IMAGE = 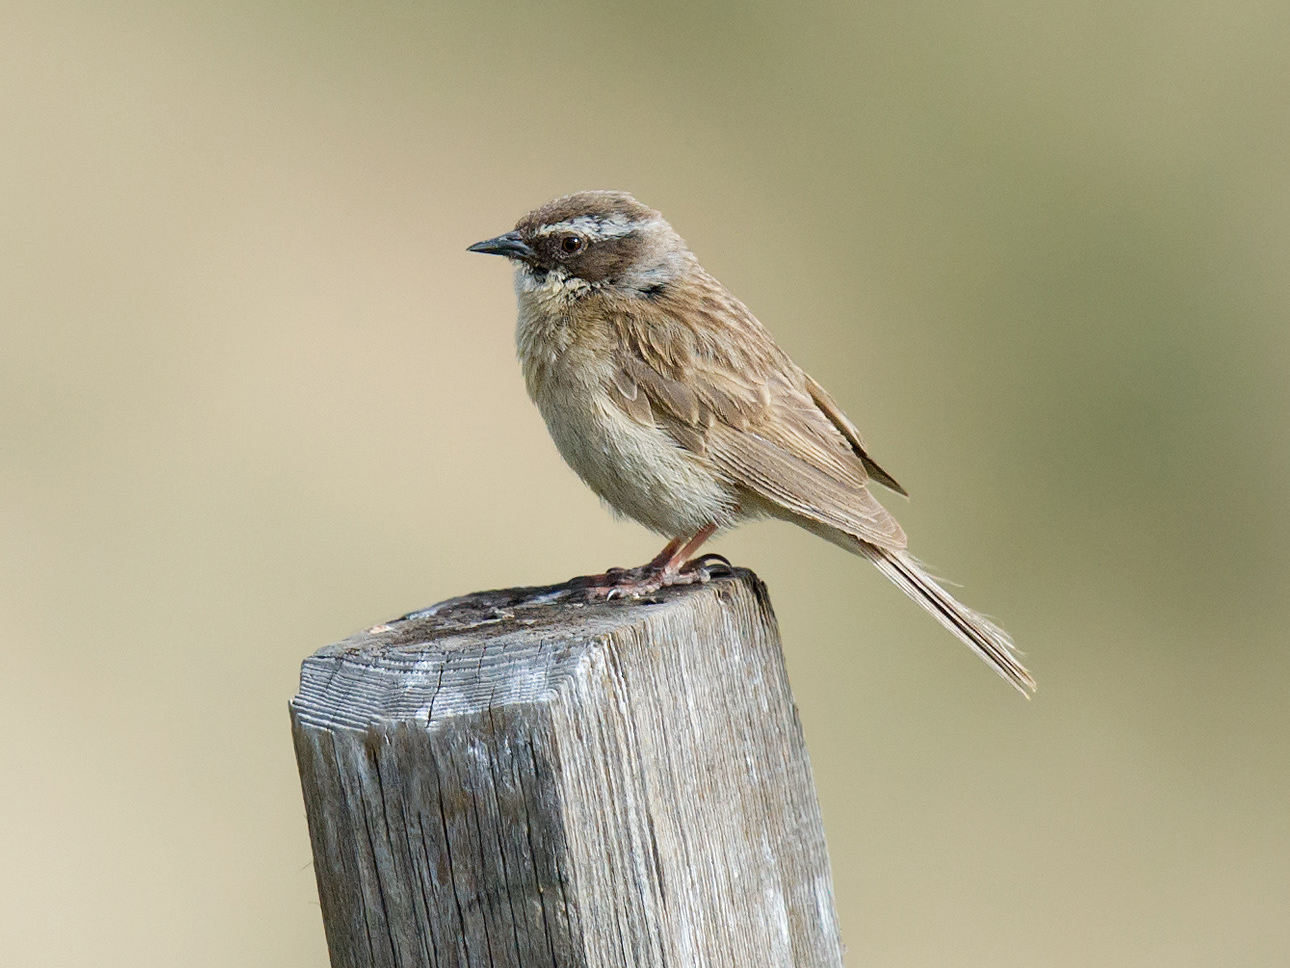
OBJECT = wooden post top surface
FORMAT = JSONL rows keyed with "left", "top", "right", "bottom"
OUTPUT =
{"left": 293, "top": 568, "right": 776, "bottom": 730}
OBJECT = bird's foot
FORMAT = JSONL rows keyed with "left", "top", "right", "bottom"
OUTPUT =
{"left": 571, "top": 553, "right": 734, "bottom": 600}
{"left": 569, "top": 564, "right": 668, "bottom": 600}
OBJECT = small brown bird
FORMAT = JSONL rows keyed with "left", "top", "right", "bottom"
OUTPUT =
{"left": 469, "top": 191, "right": 1034, "bottom": 694}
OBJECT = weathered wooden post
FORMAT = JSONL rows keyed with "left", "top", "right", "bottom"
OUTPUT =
{"left": 291, "top": 569, "right": 845, "bottom": 968}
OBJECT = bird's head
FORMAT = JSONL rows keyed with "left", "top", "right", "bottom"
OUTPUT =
{"left": 468, "top": 191, "right": 692, "bottom": 299}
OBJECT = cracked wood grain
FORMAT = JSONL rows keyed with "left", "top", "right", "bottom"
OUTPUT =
{"left": 291, "top": 569, "right": 845, "bottom": 968}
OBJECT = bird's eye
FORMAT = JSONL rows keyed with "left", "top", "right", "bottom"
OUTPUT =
{"left": 560, "top": 234, "right": 585, "bottom": 254}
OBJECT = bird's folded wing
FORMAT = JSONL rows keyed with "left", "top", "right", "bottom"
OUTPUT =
{"left": 707, "top": 424, "right": 908, "bottom": 549}
{"left": 608, "top": 348, "right": 908, "bottom": 550}
{"left": 804, "top": 374, "right": 908, "bottom": 496}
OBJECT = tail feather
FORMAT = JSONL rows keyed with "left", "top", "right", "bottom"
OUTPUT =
{"left": 859, "top": 545, "right": 1035, "bottom": 696}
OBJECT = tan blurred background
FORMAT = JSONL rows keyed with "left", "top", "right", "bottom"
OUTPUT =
{"left": 3, "top": 1, "right": 1288, "bottom": 965}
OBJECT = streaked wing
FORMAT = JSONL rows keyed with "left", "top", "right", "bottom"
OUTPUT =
{"left": 707, "top": 421, "right": 908, "bottom": 549}
{"left": 606, "top": 289, "right": 907, "bottom": 550}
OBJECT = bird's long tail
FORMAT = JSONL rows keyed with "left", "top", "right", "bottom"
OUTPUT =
{"left": 858, "top": 545, "right": 1035, "bottom": 695}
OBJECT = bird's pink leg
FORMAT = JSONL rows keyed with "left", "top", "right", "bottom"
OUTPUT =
{"left": 644, "top": 536, "right": 688, "bottom": 572}
{"left": 573, "top": 537, "right": 683, "bottom": 594}
{"left": 671, "top": 524, "right": 717, "bottom": 570}
{"left": 574, "top": 524, "right": 727, "bottom": 599}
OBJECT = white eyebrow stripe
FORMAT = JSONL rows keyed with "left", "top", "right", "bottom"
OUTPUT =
{"left": 538, "top": 213, "right": 646, "bottom": 240}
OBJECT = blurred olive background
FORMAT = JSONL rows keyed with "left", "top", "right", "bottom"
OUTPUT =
{"left": 3, "top": 1, "right": 1288, "bottom": 965}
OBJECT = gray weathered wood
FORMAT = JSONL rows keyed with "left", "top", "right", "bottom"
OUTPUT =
{"left": 291, "top": 569, "right": 844, "bottom": 968}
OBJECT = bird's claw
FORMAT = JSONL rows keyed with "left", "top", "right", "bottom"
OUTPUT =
{"left": 681, "top": 553, "right": 733, "bottom": 581}
{"left": 573, "top": 564, "right": 662, "bottom": 600}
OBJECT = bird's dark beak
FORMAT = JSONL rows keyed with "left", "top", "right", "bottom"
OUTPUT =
{"left": 467, "top": 230, "right": 534, "bottom": 261}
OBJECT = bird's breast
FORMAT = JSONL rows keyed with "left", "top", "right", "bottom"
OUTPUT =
{"left": 514, "top": 299, "right": 735, "bottom": 538}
